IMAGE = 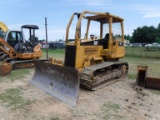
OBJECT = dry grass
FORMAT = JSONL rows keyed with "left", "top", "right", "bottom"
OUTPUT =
{"left": 122, "top": 57, "right": 160, "bottom": 79}
{"left": 101, "top": 102, "right": 123, "bottom": 120}
{"left": 0, "top": 88, "right": 31, "bottom": 109}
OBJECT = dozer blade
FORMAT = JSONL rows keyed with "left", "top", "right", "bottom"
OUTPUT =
{"left": 0, "top": 63, "right": 13, "bottom": 76}
{"left": 30, "top": 61, "right": 79, "bottom": 107}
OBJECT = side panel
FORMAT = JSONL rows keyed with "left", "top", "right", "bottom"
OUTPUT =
{"left": 64, "top": 45, "right": 76, "bottom": 67}
{"left": 75, "top": 46, "right": 103, "bottom": 69}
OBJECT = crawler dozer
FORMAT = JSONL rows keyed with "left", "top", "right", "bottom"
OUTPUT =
{"left": 0, "top": 23, "right": 43, "bottom": 76}
{"left": 30, "top": 11, "right": 128, "bottom": 106}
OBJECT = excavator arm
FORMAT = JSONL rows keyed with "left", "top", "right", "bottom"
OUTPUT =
{"left": 0, "top": 22, "right": 16, "bottom": 59}
{"left": 0, "top": 37, "right": 16, "bottom": 59}
{"left": 0, "top": 22, "right": 8, "bottom": 33}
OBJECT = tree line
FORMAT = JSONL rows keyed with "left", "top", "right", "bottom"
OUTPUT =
{"left": 124, "top": 23, "right": 160, "bottom": 43}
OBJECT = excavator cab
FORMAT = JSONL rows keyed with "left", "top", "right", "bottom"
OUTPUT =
{"left": 16, "top": 25, "right": 40, "bottom": 53}
{"left": 7, "top": 31, "right": 23, "bottom": 48}
{"left": 21, "top": 25, "right": 39, "bottom": 48}
{"left": 3, "top": 25, "right": 39, "bottom": 53}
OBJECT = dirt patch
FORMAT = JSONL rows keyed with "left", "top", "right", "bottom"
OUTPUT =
{"left": 0, "top": 69, "right": 160, "bottom": 120}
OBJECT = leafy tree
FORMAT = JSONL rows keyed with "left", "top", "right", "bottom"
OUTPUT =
{"left": 124, "top": 34, "right": 132, "bottom": 41}
{"left": 39, "top": 39, "right": 45, "bottom": 42}
{"left": 157, "top": 23, "right": 160, "bottom": 35}
{"left": 155, "top": 36, "right": 160, "bottom": 43}
{"left": 131, "top": 26, "right": 157, "bottom": 43}
{"left": 156, "top": 23, "right": 160, "bottom": 43}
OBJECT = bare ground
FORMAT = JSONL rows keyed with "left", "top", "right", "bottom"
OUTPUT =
{"left": 0, "top": 68, "right": 160, "bottom": 120}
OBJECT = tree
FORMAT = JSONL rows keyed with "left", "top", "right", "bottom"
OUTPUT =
{"left": 156, "top": 23, "right": 160, "bottom": 43}
{"left": 124, "top": 34, "right": 132, "bottom": 41}
{"left": 155, "top": 36, "right": 160, "bottom": 43}
{"left": 157, "top": 23, "right": 160, "bottom": 35}
{"left": 131, "top": 26, "right": 157, "bottom": 43}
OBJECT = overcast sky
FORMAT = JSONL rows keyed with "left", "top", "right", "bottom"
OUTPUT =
{"left": 1, "top": 0, "right": 160, "bottom": 41}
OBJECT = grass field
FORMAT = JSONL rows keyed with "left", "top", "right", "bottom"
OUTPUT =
{"left": 42, "top": 47, "right": 160, "bottom": 78}
{"left": 122, "top": 57, "right": 160, "bottom": 79}
{"left": 125, "top": 46, "right": 160, "bottom": 59}
{"left": 42, "top": 46, "right": 160, "bottom": 59}
{"left": 42, "top": 49, "right": 65, "bottom": 60}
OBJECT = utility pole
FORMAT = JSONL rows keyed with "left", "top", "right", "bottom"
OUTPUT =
{"left": 45, "top": 17, "right": 48, "bottom": 59}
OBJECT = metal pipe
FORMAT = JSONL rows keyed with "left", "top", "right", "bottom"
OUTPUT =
{"left": 29, "top": 29, "right": 31, "bottom": 41}
{"left": 145, "top": 77, "right": 160, "bottom": 90}
{"left": 33, "top": 29, "right": 35, "bottom": 44}
{"left": 45, "top": 17, "right": 48, "bottom": 60}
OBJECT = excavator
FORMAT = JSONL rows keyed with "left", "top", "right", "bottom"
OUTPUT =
{"left": 0, "top": 22, "right": 43, "bottom": 76}
{"left": 0, "top": 22, "right": 8, "bottom": 36}
{"left": 30, "top": 10, "right": 128, "bottom": 106}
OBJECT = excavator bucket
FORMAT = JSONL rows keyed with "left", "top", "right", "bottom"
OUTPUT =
{"left": 30, "top": 61, "right": 79, "bottom": 107}
{"left": 0, "top": 62, "right": 13, "bottom": 76}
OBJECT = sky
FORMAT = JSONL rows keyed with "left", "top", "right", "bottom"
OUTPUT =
{"left": 1, "top": 0, "right": 160, "bottom": 41}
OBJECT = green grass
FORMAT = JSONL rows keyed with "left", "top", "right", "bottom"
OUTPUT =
{"left": 122, "top": 57, "right": 160, "bottom": 80}
{"left": 0, "top": 76, "right": 4, "bottom": 82}
{"left": 42, "top": 48, "right": 65, "bottom": 55}
{"left": 0, "top": 69, "right": 30, "bottom": 82}
{"left": 50, "top": 116, "right": 60, "bottom": 120}
{"left": 41, "top": 47, "right": 160, "bottom": 60}
{"left": 1, "top": 47, "right": 159, "bottom": 82}
{"left": 150, "top": 89, "right": 160, "bottom": 95}
{"left": 6, "top": 69, "right": 30, "bottom": 80}
{"left": 145, "top": 46, "right": 160, "bottom": 51}
{"left": 127, "top": 74, "right": 136, "bottom": 80}
{"left": 0, "top": 69, "right": 30, "bottom": 81}
{"left": 40, "top": 48, "right": 160, "bottom": 80}
{"left": 101, "top": 102, "right": 123, "bottom": 120}
{"left": 0, "top": 88, "right": 31, "bottom": 109}
{"left": 42, "top": 47, "right": 160, "bottom": 60}
{"left": 125, "top": 46, "right": 160, "bottom": 58}
{"left": 42, "top": 49, "right": 65, "bottom": 60}
{"left": 102, "top": 102, "right": 121, "bottom": 112}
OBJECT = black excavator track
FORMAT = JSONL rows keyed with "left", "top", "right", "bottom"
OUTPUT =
{"left": 80, "top": 61, "right": 128, "bottom": 90}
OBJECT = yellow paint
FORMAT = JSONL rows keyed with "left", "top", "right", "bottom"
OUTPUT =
{"left": 0, "top": 22, "right": 8, "bottom": 32}
{"left": 55, "top": 11, "right": 125, "bottom": 69}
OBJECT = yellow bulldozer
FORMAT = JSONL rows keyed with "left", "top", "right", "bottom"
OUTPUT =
{"left": 0, "top": 22, "right": 44, "bottom": 76}
{"left": 30, "top": 10, "right": 128, "bottom": 106}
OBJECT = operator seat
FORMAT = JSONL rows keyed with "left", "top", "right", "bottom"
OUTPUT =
{"left": 103, "top": 33, "right": 109, "bottom": 49}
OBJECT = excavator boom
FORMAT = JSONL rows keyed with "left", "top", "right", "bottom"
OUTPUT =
{"left": 0, "top": 22, "right": 8, "bottom": 33}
